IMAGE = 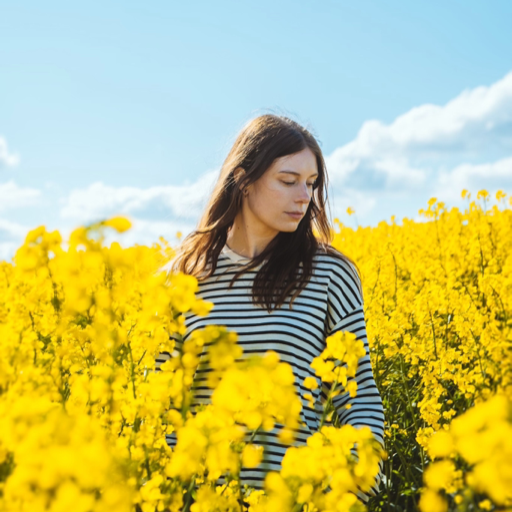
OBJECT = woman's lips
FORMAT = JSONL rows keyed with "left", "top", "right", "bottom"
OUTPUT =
{"left": 286, "top": 212, "right": 303, "bottom": 219}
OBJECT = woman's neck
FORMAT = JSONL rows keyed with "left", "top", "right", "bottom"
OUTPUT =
{"left": 226, "top": 211, "right": 278, "bottom": 259}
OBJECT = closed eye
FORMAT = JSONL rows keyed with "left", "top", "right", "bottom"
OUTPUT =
{"left": 282, "top": 181, "right": 316, "bottom": 187}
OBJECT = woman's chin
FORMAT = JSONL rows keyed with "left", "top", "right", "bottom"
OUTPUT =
{"left": 278, "top": 223, "right": 301, "bottom": 232}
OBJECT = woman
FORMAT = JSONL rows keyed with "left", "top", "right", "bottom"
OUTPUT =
{"left": 156, "top": 114, "right": 385, "bottom": 502}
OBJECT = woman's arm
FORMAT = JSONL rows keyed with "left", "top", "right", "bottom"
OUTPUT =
{"left": 323, "top": 258, "right": 386, "bottom": 500}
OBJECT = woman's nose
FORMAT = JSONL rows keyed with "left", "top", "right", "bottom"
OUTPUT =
{"left": 297, "top": 183, "right": 311, "bottom": 202}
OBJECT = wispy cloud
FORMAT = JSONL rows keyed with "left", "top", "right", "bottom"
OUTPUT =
{"left": 60, "top": 170, "right": 218, "bottom": 224}
{"left": 0, "top": 137, "right": 20, "bottom": 168}
{"left": 0, "top": 218, "right": 28, "bottom": 238}
{"left": 0, "top": 181, "right": 41, "bottom": 212}
{"left": 0, "top": 181, "right": 43, "bottom": 262}
{"left": 0, "top": 218, "right": 31, "bottom": 262}
{"left": 102, "top": 218, "right": 197, "bottom": 248}
{"left": 435, "top": 156, "right": 512, "bottom": 202}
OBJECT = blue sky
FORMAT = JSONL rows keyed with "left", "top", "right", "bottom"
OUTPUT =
{"left": 1, "top": 0, "right": 511, "bottom": 259}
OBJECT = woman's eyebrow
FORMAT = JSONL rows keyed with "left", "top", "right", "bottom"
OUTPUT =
{"left": 278, "top": 170, "right": 318, "bottom": 178}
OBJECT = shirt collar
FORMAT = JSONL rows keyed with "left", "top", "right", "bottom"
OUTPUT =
{"left": 220, "top": 244, "right": 252, "bottom": 264}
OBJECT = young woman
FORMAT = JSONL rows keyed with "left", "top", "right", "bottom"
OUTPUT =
{"left": 156, "top": 114, "right": 385, "bottom": 502}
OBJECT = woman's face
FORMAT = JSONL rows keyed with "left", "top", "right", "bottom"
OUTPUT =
{"left": 243, "top": 147, "right": 318, "bottom": 236}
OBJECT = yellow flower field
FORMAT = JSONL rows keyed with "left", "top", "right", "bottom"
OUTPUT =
{"left": 0, "top": 190, "right": 510, "bottom": 512}
{"left": 332, "top": 190, "right": 512, "bottom": 512}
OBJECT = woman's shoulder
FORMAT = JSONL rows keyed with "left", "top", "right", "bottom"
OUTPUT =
{"left": 313, "top": 244, "right": 362, "bottom": 290}
{"left": 314, "top": 244, "right": 356, "bottom": 269}
{"left": 158, "top": 248, "right": 231, "bottom": 284}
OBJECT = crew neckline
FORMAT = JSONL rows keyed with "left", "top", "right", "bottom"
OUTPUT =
{"left": 221, "top": 244, "right": 252, "bottom": 264}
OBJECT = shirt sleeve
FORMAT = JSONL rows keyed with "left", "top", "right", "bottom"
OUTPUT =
{"left": 323, "top": 257, "right": 386, "bottom": 500}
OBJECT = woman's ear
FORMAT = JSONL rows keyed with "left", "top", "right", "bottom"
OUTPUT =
{"left": 233, "top": 166, "right": 245, "bottom": 183}
{"left": 233, "top": 167, "right": 249, "bottom": 196}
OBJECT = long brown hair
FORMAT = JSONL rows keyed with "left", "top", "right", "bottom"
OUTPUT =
{"left": 171, "top": 114, "right": 359, "bottom": 312}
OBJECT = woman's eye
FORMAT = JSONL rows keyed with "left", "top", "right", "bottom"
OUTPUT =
{"left": 281, "top": 181, "right": 316, "bottom": 187}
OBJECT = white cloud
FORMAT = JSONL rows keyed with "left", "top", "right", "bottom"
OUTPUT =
{"left": 0, "top": 218, "right": 28, "bottom": 238}
{"left": 103, "top": 218, "right": 197, "bottom": 248}
{"left": 435, "top": 156, "right": 512, "bottom": 203}
{"left": 0, "top": 242, "right": 19, "bottom": 262}
{"left": 328, "top": 188, "right": 377, "bottom": 223}
{"left": 0, "top": 137, "right": 20, "bottom": 168}
{"left": 60, "top": 170, "right": 218, "bottom": 223}
{"left": 0, "top": 181, "right": 41, "bottom": 211}
{"left": 0, "top": 218, "right": 31, "bottom": 263}
{"left": 325, "top": 71, "right": 512, "bottom": 191}
{"left": 0, "top": 215, "right": 196, "bottom": 264}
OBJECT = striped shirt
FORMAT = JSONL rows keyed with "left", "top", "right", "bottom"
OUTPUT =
{"left": 155, "top": 243, "right": 385, "bottom": 499}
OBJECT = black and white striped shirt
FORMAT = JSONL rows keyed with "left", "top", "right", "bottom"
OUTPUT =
{"left": 156, "top": 244, "right": 385, "bottom": 499}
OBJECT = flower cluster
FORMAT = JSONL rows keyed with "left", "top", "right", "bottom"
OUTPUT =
{"left": 0, "top": 217, "right": 380, "bottom": 511}
{"left": 421, "top": 394, "right": 512, "bottom": 511}
{"left": 252, "top": 425, "right": 383, "bottom": 512}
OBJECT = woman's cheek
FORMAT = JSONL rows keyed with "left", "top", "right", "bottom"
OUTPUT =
{"left": 267, "top": 181, "right": 289, "bottom": 203}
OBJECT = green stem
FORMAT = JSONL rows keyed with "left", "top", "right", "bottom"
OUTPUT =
{"left": 182, "top": 478, "right": 196, "bottom": 512}
{"left": 247, "top": 425, "right": 261, "bottom": 445}
{"left": 319, "top": 378, "right": 339, "bottom": 429}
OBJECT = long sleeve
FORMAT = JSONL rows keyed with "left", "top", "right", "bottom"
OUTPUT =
{"left": 322, "top": 258, "right": 386, "bottom": 499}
